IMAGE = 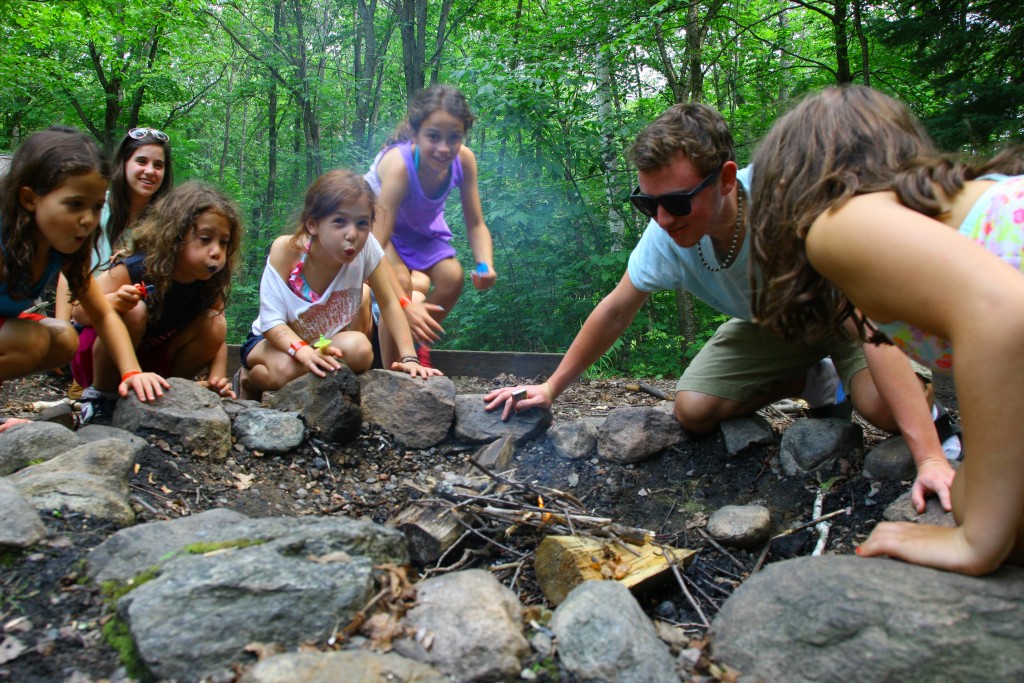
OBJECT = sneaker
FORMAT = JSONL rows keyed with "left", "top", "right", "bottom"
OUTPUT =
{"left": 933, "top": 401, "right": 963, "bottom": 460}
{"left": 417, "top": 344, "right": 433, "bottom": 369}
{"left": 78, "top": 392, "right": 116, "bottom": 426}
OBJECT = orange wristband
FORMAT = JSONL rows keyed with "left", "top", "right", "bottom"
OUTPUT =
{"left": 399, "top": 296, "right": 412, "bottom": 309}
{"left": 121, "top": 370, "right": 142, "bottom": 382}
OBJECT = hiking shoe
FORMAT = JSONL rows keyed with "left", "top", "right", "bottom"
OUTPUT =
{"left": 933, "top": 401, "right": 963, "bottom": 460}
{"left": 801, "top": 358, "right": 853, "bottom": 420}
{"left": 417, "top": 344, "right": 433, "bottom": 369}
{"left": 78, "top": 394, "right": 116, "bottom": 426}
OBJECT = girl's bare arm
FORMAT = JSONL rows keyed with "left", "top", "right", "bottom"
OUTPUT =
{"left": 809, "top": 193, "right": 1024, "bottom": 574}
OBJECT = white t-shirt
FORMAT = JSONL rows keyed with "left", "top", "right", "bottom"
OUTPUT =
{"left": 626, "top": 166, "right": 753, "bottom": 320}
{"left": 250, "top": 234, "right": 385, "bottom": 342}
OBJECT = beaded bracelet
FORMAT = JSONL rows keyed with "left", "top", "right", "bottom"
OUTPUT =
{"left": 400, "top": 355, "right": 419, "bottom": 364}
{"left": 121, "top": 370, "right": 142, "bottom": 382}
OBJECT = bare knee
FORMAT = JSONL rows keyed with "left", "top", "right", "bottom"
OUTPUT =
{"left": 674, "top": 391, "right": 723, "bottom": 434}
{"left": 340, "top": 334, "right": 373, "bottom": 373}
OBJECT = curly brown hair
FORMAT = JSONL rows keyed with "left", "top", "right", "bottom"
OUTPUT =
{"left": 629, "top": 102, "right": 735, "bottom": 176}
{"left": 291, "top": 169, "right": 377, "bottom": 250}
{"left": 0, "top": 126, "right": 110, "bottom": 303}
{"left": 130, "top": 181, "right": 241, "bottom": 323}
{"left": 749, "top": 86, "right": 940, "bottom": 345}
{"left": 107, "top": 129, "right": 174, "bottom": 252}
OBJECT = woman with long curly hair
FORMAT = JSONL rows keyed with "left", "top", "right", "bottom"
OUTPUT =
{"left": 71, "top": 181, "right": 241, "bottom": 423}
{"left": 749, "top": 85, "right": 1024, "bottom": 575}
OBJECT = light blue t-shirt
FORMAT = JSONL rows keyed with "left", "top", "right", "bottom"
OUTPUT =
{"left": 627, "top": 166, "right": 753, "bottom": 320}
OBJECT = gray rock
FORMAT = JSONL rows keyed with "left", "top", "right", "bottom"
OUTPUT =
{"left": 113, "top": 378, "right": 231, "bottom": 459}
{"left": 720, "top": 415, "right": 774, "bottom": 455}
{"left": 550, "top": 580, "right": 677, "bottom": 683}
{"left": 883, "top": 491, "right": 956, "bottom": 527}
{"left": 712, "top": 555, "right": 1024, "bottom": 683}
{"left": 232, "top": 408, "right": 305, "bottom": 454}
{"left": 0, "top": 478, "right": 47, "bottom": 547}
{"left": 396, "top": 569, "right": 529, "bottom": 682}
{"left": 454, "top": 394, "right": 552, "bottom": 445}
{"left": 863, "top": 435, "right": 916, "bottom": 481}
{"left": 359, "top": 370, "right": 455, "bottom": 448}
{"left": 7, "top": 437, "right": 141, "bottom": 525}
{"left": 242, "top": 651, "right": 447, "bottom": 683}
{"left": 706, "top": 505, "right": 771, "bottom": 549}
{"left": 548, "top": 420, "right": 599, "bottom": 460}
{"left": 120, "top": 517, "right": 408, "bottom": 682}
{"left": 0, "top": 421, "right": 79, "bottom": 475}
{"left": 597, "top": 406, "right": 686, "bottom": 464}
{"left": 267, "top": 368, "right": 361, "bottom": 445}
{"left": 35, "top": 401, "right": 76, "bottom": 430}
{"left": 76, "top": 424, "right": 147, "bottom": 449}
{"left": 88, "top": 508, "right": 251, "bottom": 583}
{"left": 221, "top": 398, "right": 261, "bottom": 418}
{"left": 779, "top": 418, "right": 862, "bottom": 477}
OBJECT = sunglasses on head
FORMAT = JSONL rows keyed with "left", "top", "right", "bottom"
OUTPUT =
{"left": 128, "top": 127, "right": 169, "bottom": 143}
{"left": 629, "top": 166, "right": 721, "bottom": 218}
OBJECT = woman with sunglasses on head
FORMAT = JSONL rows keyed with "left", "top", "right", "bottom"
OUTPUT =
{"left": 486, "top": 102, "right": 958, "bottom": 515}
{"left": 56, "top": 128, "right": 173, "bottom": 312}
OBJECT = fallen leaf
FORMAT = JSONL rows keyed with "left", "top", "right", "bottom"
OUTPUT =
{"left": 232, "top": 473, "right": 254, "bottom": 491}
{"left": 0, "top": 636, "right": 27, "bottom": 665}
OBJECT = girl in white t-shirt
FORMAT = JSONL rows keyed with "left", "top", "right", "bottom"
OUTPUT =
{"left": 236, "top": 170, "right": 442, "bottom": 400}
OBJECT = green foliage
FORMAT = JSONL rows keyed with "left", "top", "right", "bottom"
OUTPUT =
{"left": 180, "top": 538, "right": 265, "bottom": 554}
{"left": 2, "top": 0, "right": 1016, "bottom": 369}
{"left": 102, "top": 615, "right": 152, "bottom": 682}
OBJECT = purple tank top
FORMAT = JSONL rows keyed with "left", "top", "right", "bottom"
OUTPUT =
{"left": 367, "top": 141, "right": 463, "bottom": 271}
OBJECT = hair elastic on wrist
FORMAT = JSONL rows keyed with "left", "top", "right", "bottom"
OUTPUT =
{"left": 399, "top": 296, "right": 412, "bottom": 309}
{"left": 400, "top": 355, "right": 419, "bottom": 364}
{"left": 121, "top": 370, "right": 142, "bottom": 382}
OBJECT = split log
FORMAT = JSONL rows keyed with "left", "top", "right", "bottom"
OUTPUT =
{"left": 388, "top": 435, "right": 515, "bottom": 564}
{"left": 535, "top": 535, "right": 696, "bottom": 605}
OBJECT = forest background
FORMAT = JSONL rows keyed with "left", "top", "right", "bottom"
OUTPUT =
{"left": 1, "top": 0, "right": 1021, "bottom": 379}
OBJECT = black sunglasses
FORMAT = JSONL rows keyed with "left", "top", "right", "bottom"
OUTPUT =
{"left": 629, "top": 166, "right": 721, "bottom": 218}
{"left": 128, "top": 127, "right": 169, "bottom": 143}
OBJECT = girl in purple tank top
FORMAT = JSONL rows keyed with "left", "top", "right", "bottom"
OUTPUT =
{"left": 365, "top": 85, "right": 497, "bottom": 367}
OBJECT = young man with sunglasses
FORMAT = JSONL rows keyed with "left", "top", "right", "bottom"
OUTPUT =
{"left": 485, "top": 102, "right": 959, "bottom": 515}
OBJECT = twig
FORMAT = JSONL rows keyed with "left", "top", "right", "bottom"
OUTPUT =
{"left": 811, "top": 489, "right": 830, "bottom": 556}
{"left": 637, "top": 382, "right": 670, "bottom": 400}
{"left": 772, "top": 507, "right": 850, "bottom": 540}
{"left": 696, "top": 528, "right": 748, "bottom": 574}
{"left": 660, "top": 546, "right": 709, "bottom": 628}
{"left": 751, "top": 542, "right": 771, "bottom": 574}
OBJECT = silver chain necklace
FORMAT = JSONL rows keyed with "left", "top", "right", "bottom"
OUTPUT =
{"left": 697, "top": 181, "right": 743, "bottom": 272}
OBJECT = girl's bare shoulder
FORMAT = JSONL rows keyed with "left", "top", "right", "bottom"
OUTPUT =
{"left": 267, "top": 235, "right": 304, "bottom": 278}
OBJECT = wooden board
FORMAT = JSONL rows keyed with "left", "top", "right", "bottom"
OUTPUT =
{"left": 534, "top": 535, "right": 696, "bottom": 606}
{"left": 225, "top": 345, "right": 563, "bottom": 380}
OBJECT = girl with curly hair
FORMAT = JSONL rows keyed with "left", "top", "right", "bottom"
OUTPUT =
{"left": 0, "top": 126, "right": 167, "bottom": 431}
{"left": 71, "top": 181, "right": 239, "bottom": 423}
{"left": 749, "top": 85, "right": 1024, "bottom": 575}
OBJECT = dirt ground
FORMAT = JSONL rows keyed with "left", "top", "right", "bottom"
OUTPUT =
{"left": 0, "top": 370, "right": 958, "bottom": 682}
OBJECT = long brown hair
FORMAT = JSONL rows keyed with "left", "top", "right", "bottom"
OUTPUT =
{"left": 107, "top": 129, "right": 174, "bottom": 252}
{"left": 130, "top": 182, "right": 241, "bottom": 323}
{"left": 0, "top": 126, "right": 110, "bottom": 302}
{"left": 749, "top": 86, "right": 938, "bottom": 344}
